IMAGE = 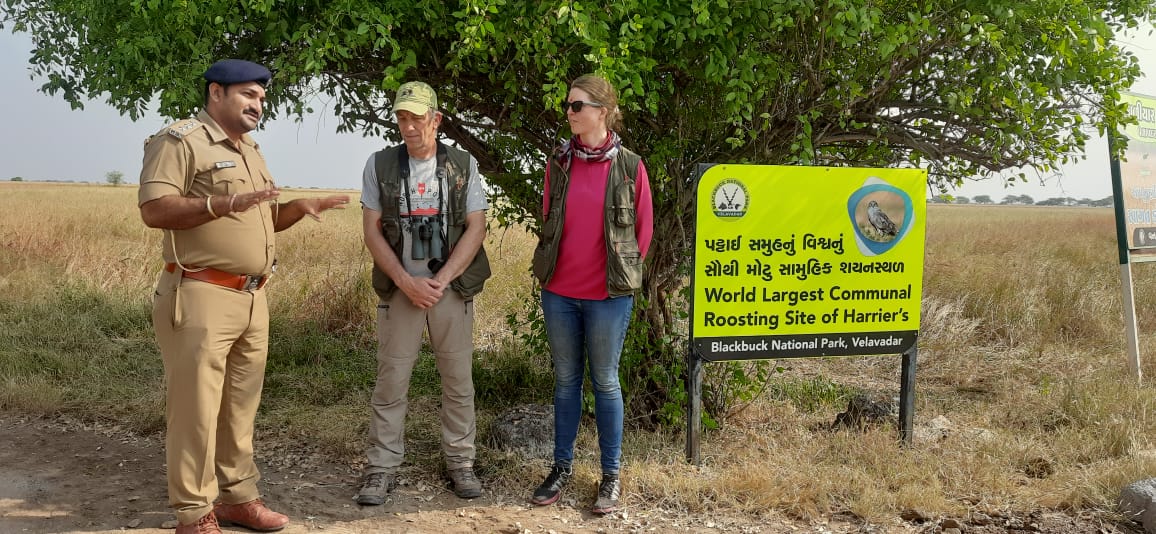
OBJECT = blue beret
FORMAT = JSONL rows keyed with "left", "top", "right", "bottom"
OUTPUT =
{"left": 202, "top": 59, "right": 272, "bottom": 86}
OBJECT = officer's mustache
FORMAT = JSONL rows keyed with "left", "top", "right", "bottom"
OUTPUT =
{"left": 244, "top": 107, "right": 261, "bottom": 119}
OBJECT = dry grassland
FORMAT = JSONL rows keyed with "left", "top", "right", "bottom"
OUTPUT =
{"left": 4, "top": 182, "right": 1156, "bottom": 526}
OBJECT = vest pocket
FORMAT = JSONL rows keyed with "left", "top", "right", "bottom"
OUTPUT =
{"left": 612, "top": 240, "right": 642, "bottom": 265}
{"left": 453, "top": 246, "right": 491, "bottom": 298}
{"left": 380, "top": 218, "right": 403, "bottom": 248}
{"left": 610, "top": 179, "right": 636, "bottom": 226}
{"left": 531, "top": 241, "right": 552, "bottom": 283}
{"left": 541, "top": 209, "right": 562, "bottom": 239}
{"left": 607, "top": 239, "right": 643, "bottom": 294}
{"left": 447, "top": 205, "right": 466, "bottom": 226}
{"left": 611, "top": 206, "right": 636, "bottom": 227}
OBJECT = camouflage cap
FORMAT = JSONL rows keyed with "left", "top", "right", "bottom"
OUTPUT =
{"left": 393, "top": 81, "right": 437, "bottom": 116}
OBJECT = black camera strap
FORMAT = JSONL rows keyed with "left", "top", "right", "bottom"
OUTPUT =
{"left": 398, "top": 143, "right": 450, "bottom": 258}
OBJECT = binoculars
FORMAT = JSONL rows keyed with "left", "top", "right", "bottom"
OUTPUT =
{"left": 411, "top": 216, "right": 445, "bottom": 272}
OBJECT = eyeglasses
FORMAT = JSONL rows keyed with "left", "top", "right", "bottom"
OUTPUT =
{"left": 564, "top": 100, "right": 604, "bottom": 113}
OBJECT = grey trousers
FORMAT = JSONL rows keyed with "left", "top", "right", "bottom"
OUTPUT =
{"left": 364, "top": 289, "right": 476, "bottom": 474}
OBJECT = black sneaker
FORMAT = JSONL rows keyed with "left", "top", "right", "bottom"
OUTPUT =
{"left": 590, "top": 473, "right": 620, "bottom": 514}
{"left": 530, "top": 464, "right": 572, "bottom": 505}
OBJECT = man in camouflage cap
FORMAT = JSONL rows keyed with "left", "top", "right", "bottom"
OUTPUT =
{"left": 356, "top": 81, "right": 491, "bottom": 504}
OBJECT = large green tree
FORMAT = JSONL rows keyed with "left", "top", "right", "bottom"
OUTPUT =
{"left": 6, "top": 0, "right": 1153, "bottom": 422}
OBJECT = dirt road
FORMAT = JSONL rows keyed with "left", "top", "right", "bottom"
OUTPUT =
{"left": 3, "top": 414, "right": 1133, "bottom": 534}
{"left": 0, "top": 415, "right": 782, "bottom": 534}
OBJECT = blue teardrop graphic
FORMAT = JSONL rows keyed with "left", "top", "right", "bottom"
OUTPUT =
{"left": 846, "top": 177, "right": 914, "bottom": 256}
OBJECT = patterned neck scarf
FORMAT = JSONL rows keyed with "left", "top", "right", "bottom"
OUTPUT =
{"left": 555, "top": 131, "right": 621, "bottom": 171}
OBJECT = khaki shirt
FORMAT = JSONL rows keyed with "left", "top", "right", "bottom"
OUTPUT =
{"left": 139, "top": 110, "right": 276, "bottom": 275}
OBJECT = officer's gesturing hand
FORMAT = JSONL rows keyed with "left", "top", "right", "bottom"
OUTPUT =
{"left": 269, "top": 193, "right": 352, "bottom": 232}
{"left": 230, "top": 189, "right": 281, "bottom": 213}
{"left": 297, "top": 195, "right": 351, "bottom": 221}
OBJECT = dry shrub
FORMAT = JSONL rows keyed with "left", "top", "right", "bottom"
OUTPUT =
{"left": 472, "top": 224, "right": 537, "bottom": 351}
{"left": 923, "top": 206, "right": 1122, "bottom": 349}
{"left": 919, "top": 295, "right": 982, "bottom": 350}
{"left": 0, "top": 376, "right": 67, "bottom": 413}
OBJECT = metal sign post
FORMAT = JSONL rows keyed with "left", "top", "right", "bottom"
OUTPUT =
{"left": 1109, "top": 91, "right": 1156, "bottom": 381}
{"left": 898, "top": 345, "right": 917, "bottom": 445}
{"left": 686, "top": 343, "right": 703, "bottom": 464}
{"left": 1110, "top": 135, "right": 1143, "bottom": 381}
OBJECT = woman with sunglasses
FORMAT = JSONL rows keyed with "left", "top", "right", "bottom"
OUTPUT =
{"left": 529, "top": 74, "right": 654, "bottom": 514}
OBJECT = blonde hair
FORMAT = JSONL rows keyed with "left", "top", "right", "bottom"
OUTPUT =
{"left": 571, "top": 74, "right": 622, "bottom": 131}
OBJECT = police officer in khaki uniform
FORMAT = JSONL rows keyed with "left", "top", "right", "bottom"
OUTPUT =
{"left": 138, "top": 59, "right": 349, "bottom": 534}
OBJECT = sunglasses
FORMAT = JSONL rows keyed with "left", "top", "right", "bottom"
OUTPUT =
{"left": 564, "top": 100, "right": 604, "bottom": 113}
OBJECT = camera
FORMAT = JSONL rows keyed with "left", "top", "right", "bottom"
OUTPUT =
{"left": 410, "top": 216, "right": 444, "bottom": 269}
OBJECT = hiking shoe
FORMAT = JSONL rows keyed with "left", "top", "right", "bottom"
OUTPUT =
{"left": 590, "top": 473, "right": 620, "bottom": 514}
{"left": 175, "top": 511, "right": 221, "bottom": 534}
{"left": 356, "top": 472, "right": 396, "bottom": 506}
{"left": 448, "top": 467, "right": 483, "bottom": 499}
{"left": 213, "top": 499, "right": 289, "bottom": 532}
{"left": 530, "top": 464, "right": 572, "bottom": 506}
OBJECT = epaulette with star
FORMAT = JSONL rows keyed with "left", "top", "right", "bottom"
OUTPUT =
{"left": 166, "top": 119, "right": 205, "bottom": 139}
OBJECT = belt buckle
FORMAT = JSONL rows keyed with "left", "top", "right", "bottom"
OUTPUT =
{"left": 241, "top": 275, "right": 264, "bottom": 291}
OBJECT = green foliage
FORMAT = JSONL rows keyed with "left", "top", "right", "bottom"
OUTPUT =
{"left": 105, "top": 170, "right": 124, "bottom": 186}
{"left": 6, "top": 0, "right": 1153, "bottom": 426}
{"left": 621, "top": 293, "right": 688, "bottom": 426}
{"left": 1001, "top": 194, "right": 1036, "bottom": 205}
{"left": 1037, "top": 196, "right": 1076, "bottom": 206}
{"left": 766, "top": 374, "right": 856, "bottom": 412}
{"left": 10, "top": 177, "right": 23, "bottom": 182}
{"left": 7, "top": 0, "right": 1149, "bottom": 197}
{"left": 264, "top": 318, "right": 375, "bottom": 406}
{"left": 503, "top": 286, "right": 549, "bottom": 359}
{"left": 703, "top": 360, "right": 786, "bottom": 423}
{"left": 472, "top": 344, "right": 554, "bottom": 408}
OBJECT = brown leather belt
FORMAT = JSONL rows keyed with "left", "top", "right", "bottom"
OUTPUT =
{"left": 165, "top": 263, "right": 270, "bottom": 291}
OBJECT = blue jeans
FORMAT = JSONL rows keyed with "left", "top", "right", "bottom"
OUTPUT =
{"left": 541, "top": 289, "right": 633, "bottom": 474}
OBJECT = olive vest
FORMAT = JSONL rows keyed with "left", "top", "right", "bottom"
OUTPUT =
{"left": 371, "top": 143, "right": 491, "bottom": 301}
{"left": 532, "top": 147, "right": 644, "bottom": 297}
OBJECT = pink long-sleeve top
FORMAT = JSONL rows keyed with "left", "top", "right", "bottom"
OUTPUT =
{"left": 542, "top": 156, "right": 654, "bottom": 300}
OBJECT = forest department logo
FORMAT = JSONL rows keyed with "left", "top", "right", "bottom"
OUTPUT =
{"left": 711, "top": 179, "right": 749, "bottom": 219}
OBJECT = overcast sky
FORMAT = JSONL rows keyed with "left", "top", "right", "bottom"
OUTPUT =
{"left": 0, "top": 30, "right": 384, "bottom": 190}
{"left": 2, "top": 26, "right": 1155, "bottom": 198}
{"left": 952, "top": 24, "right": 1156, "bottom": 202}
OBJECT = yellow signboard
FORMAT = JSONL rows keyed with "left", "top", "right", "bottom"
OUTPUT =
{"left": 1122, "top": 92, "right": 1156, "bottom": 145}
{"left": 692, "top": 165, "right": 928, "bottom": 360}
{"left": 1119, "top": 92, "right": 1156, "bottom": 250}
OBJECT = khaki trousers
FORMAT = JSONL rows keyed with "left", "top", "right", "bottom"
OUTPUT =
{"left": 365, "top": 289, "right": 476, "bottom": 474}
{"left": 152, "top": 269, "right": 268, "bottom": 525}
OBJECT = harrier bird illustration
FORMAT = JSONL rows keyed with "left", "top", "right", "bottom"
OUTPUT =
{"left": 866, "top": 200, "right": 898, "bottom": 237}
